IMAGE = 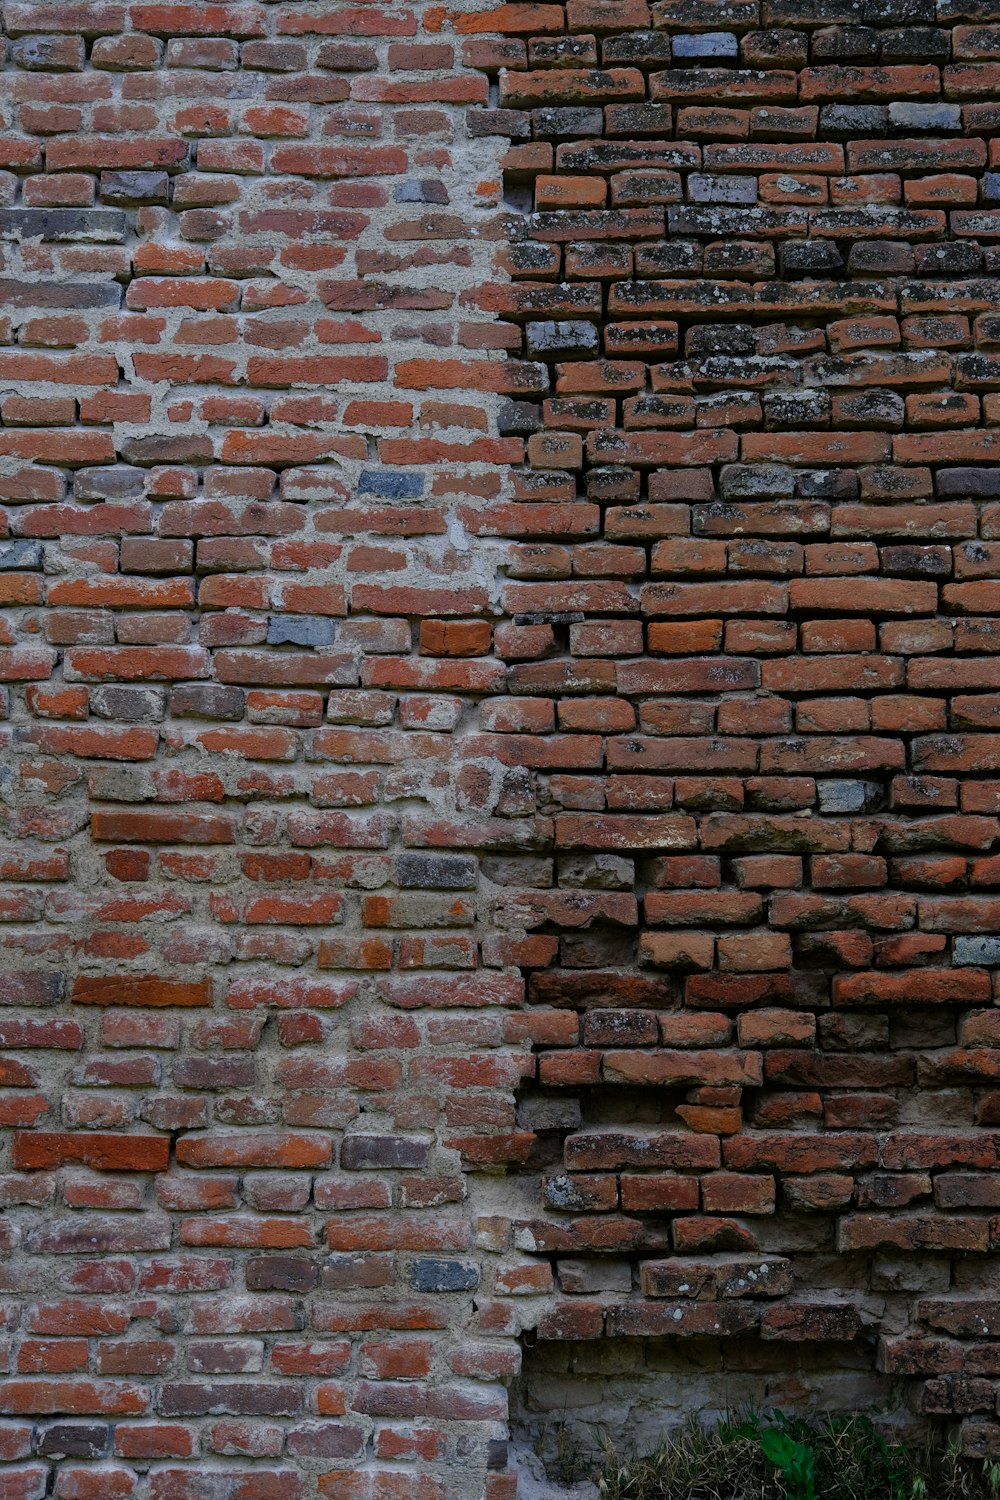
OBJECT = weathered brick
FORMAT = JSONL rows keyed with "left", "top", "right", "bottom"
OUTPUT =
{"left": 1, "top": 0, "right": 999, "bottom": 1489}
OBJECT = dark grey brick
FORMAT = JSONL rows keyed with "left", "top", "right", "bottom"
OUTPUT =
{"left": 719, "top": 464, "right": 795, "bottom": 501}
{"left": 544, "top": 1173, "right": 605, "bottom": 1212}
{"left": 159, "top": 1382, "right": 302, "bottom": 1417}
{"left": 90, "top": 686, "right": 168, "bottom": 723}
{"left": 358, "top": 470, "right": 424, "bottom": 500}
{"left": 267, "top": 615, "right": 336, "bottom": 647}
{"left": 12, "top": 34, "right": 85, "bottom": 69}
{"left": 864, "top": 0, "right": 934, "bottom": 18}
{"left": 881, "top": 545, "right": 951, "bottom": 577}
{"left": 937, "top": 467, "right": 1000, "bottom": 498}
{"left": 763, "top": 0, "right": 863, "bottom": 19}
{"left": 394, "top": 179, "right": 448, "bottom": 204}
{"left": 101, "top": 170, "right": 170, "bottom": 203}
{"left": 955, "top": 938, "right": 1000, "bottom": 966}
{"left": 74, "top": 465, "right": 146, "bottom": 502}
{"left": 819, "top": 104, "right": 888, "bottom": 135}
{"left": 847, "top": 240, "right": 915, "bottom": 276}
{"left": 526, "top": 320, "right": 599, "bottom": 360}
{"left": 467, "top": 108, "right": 530, "bottom": 138}
{"left": 0, "top": 970, "right": 65, "bottom": 1004}
{"left": 780, "top": 240, "right": 844, "bottom": 275}
{"left": 487, "top": 1440, "right": 509, "bottom": 1471}
{"left": 673, "top": 31, "right": 738, "bottom": 57}
{"left": 497, "top": 397, "right": 542, "bottom": 436}
{"left": 688, "top": 173, "right": 758, "bottom": 205}
{"left": 0, "top": 540, "right": 42, "bottom": 569}
{"left": 888, "top": 101, "right": 961, "bottom": 132}
{"left": 0, "top": 279, "right": 121, "bottom": 309}
{"left": 531, "top": 106, "right": 603, "bottom": 138}
{"left": 315, "top": 40, "right": 378, "bottom": 70}
{"left": 36, "top": 1424, "right": 109, "bottom": 1460}
{"left": 834, "top": 389, "right": 905, "bottom": 428}
{"left": 880, "top": 24, "right": 949, "bottom": 57}
{"left": 120, "top": 434, "right": 213, "bottom": 466}
{"left": 812, "top": 23, "right": 879, "bottom": 56}
{"left": 913, "top": 244, "right": 981, "bottom": 277}
{"left": 286, "top": 1424, "right": 363, "bottom": 1459}
{"left": 340, "top": 1135, "right": 430, "bottom": 1170}
{"left": 408, "top": 1258, "right": 480, "bottom": 1293}
{"left": 245, "top": 1256, "right": 319, "bottom": 1293}
{"left": 763, "top": 389, "right": 831, "bottom": 427}
{"left": 797, "top": 470, "right": 857, "bottom": 499}
{"left": 817, "top": 779, "right": 883, "bottom": 814}
{"left": 397, "top": 853, "right": 478, "bottom": 890}
{"left": 602, "top": 30, "right": 673, "bottom": 65}
{"left": 0, "top": 208, "right": 128, "bottom": 243}
{"left": 169, "top": 683, "right": 246, "bottom": 720}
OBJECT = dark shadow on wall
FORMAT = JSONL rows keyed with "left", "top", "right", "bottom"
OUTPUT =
{"left": 488, "top": 0, "right": 1000, "bottom": 1469}
{"left": 509, "top": 1334, "right": 910, "bottom": 1488}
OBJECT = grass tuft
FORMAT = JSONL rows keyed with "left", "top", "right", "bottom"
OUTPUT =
{"left": 595, "top": 1411, "right": 1000, "bottom": 1500}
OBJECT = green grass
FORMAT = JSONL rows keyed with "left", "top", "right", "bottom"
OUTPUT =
{"left": 595, "top": 1411, "right": 1000, "bottom": 1500}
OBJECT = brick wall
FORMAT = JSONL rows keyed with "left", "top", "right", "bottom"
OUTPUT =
{"left": 4, "top": 0, "right": 1000, "bottom": 1496}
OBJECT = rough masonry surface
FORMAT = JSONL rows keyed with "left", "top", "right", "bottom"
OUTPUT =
{"left": 4, "top": 0, "right": 1000, "bottom": 1495}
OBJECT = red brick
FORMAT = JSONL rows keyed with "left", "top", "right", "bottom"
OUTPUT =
{"left": 0, "top": 2, "right": 998, "bottom": 1487}
{"left": 12, "top": 1132, "right": 169, "bottom": 1172}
